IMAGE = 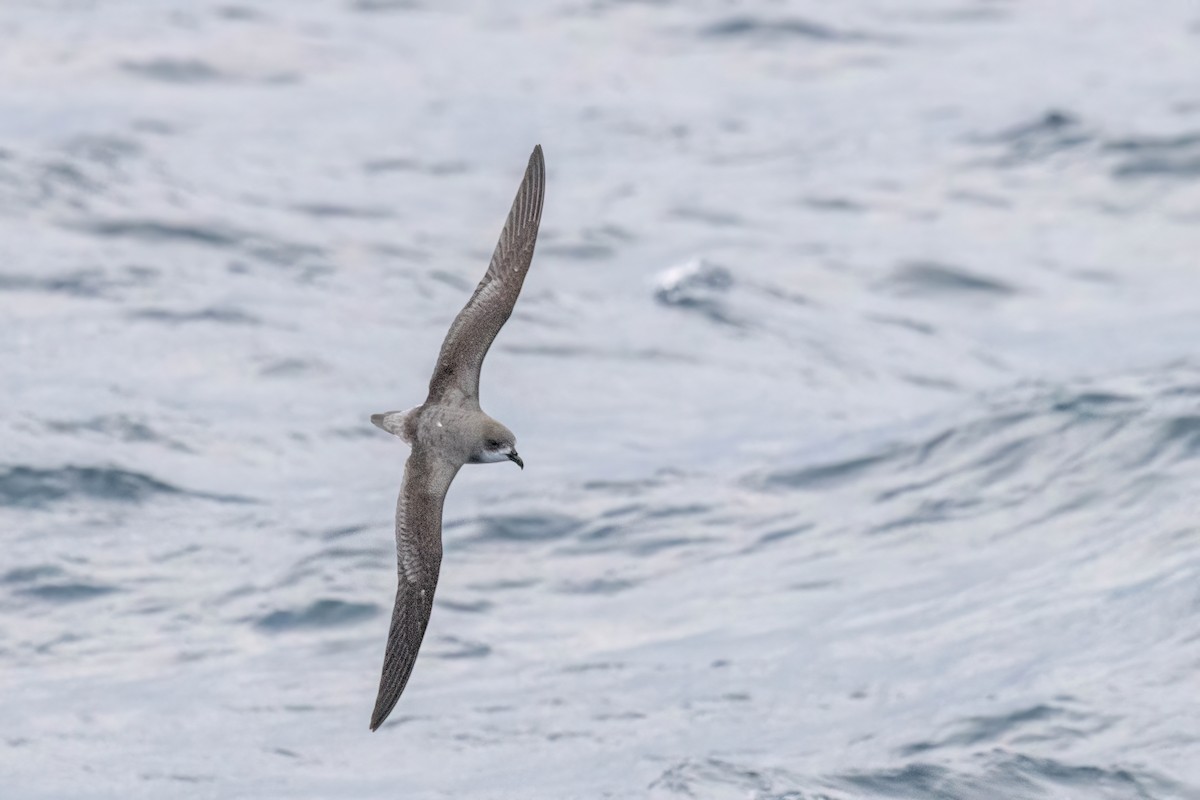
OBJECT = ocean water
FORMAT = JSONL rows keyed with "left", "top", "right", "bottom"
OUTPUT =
{"left": 2, "top": 1, "right": 1199, "bottom": 797}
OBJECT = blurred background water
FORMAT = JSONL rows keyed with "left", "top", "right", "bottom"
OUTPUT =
{"left": 2, "top": 1, "right": 1199, "bottom": 797}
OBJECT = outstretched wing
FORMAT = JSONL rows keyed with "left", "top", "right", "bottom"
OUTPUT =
{"left": 425, "top": 145, "right": 546, "bottom": 408}
{"left": 370, "top": 446, "right": 461, "bottom": 730}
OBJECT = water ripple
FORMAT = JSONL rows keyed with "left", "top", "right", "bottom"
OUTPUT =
{"left": 254, "top": 599, "right": 380, "bottom": 633}
{"left": 0, "top": 465, "right": 251, "bottom": 508}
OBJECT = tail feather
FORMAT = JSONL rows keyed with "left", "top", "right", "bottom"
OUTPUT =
{"left": 370, "top": 407, "right": 419, "bottom": 443}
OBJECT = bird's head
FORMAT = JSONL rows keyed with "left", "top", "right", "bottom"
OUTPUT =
{"left": 470, "top": 420, "right": 522, "bottom": 469}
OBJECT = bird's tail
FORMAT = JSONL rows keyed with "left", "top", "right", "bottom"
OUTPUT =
{"left": 370, "top": 406, "right": 419, "bottom": 444}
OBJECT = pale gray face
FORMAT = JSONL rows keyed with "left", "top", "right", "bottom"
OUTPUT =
{"left": 471, "top": 425, "right": 522, "bottom": 468}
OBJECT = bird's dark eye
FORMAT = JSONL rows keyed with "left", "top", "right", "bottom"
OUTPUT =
{"left": 486, "top": 439, "right": 502, "bottom": 449}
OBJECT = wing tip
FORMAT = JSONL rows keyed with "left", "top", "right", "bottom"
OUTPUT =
{"left": 529, "top": 144, "right": 545, "bottom": 181}
{"left": 526, "top": 144, "right": 546, "bottom": 214}
{"left": 369, "top": 693, "right": 396, "bottom": 732}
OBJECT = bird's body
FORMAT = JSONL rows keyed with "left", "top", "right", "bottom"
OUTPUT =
{"left": 367, "top": 146, "right": 545, "bottom": 731}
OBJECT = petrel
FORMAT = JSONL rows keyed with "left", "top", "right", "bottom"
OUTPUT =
{"left": 367, "top": 146, "right": 545, "bottom": 730}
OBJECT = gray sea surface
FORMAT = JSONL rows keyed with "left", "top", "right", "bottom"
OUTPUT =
{"left": 2, "top": 1, "right": 1199, "bottom": 798}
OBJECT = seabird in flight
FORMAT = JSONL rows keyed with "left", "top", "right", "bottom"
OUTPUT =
{"left": 367, "top": 145, "right": 546, "bottom": 730}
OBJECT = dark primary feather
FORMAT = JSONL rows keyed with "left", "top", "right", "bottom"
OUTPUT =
{"left": 370, "top": 447, "right": 460, "bottom": 730}
{"left": 426, "top": 145, "right": 546, "bottom": 408}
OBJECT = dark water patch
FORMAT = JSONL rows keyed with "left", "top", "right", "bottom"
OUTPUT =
{"left": 1050, "top": 391, "right": 1136, "bottom": 415}
{"left": 575, "top": 522, "right": 623, "bottom": 542}
{"left": 883, "top": 261, "right": 1017, "bottom": 297}
{"left": 290, "top": 203, "right": 392, "bottom": 220}
{"left": 431, "top": 636, "right": 490, "bottom": 660}
{"left": 216, "top": 5, "right": 262, "bottom": 21}
{"left": 947, "top": 189, "right": 1011, "bottom": 209}
{"left": 153, "top": 545, "right": 201, "bottom": 563}
{"left": 74, "top": 219, "right": 243, "bottom": 248}
{"left": 669, "top": 205, "right": 745, "bottom": 227}
{"left": 981, "top": 109, "right": 1093, "bottom": 165}
{"left": 1106, "top": 132, "right": 1200, "bottom": 153}
{"left": 874, "top": 474, "right": 945, "bottom": 504}
{"left": 139, "top": 772, "right": 217, "bottom": 785}
{"left": 586, "top": 223, "right": 637, "bottom": 243}
{"left": 752, "top": 282, "right": 812, "bottom": 308}
{"left": 314, "top": 525, "right": 364, "bottom": 544}
{"left": 788, "top": 579, "right": 837, "bottom": 591}
{"left": 858, "top": 379, "right": 1200, "bottom": 529}
{"left": 555, "top": 577, "right": 638, "bottom": 595}
{"left": 898, "top": 704, "right": 1080, "bottom": 756}
{"left": 0, "top": 266, "right": 156, "bottom": 298}
{"left": 1070, "top": 267, "right": 1118, "bottom": 284}
{"left": 131, "top": 118, "right": 176, "bottom": 136}
{"left": 38, "top": 160, "right": 100, "bottom": 194}
{"left": 242, "top": 237, "right": 326, "bottom": 269}
{"left": 802, "top": 195, "right": 866, "bottom": 213}
{"left": 428, "top": 268, "right": 474, "bottom": 292}
{"left": 437, "top": 597, "right": 492, "bottom": 613}
{"left": 129, "top": 306, "right": 262, "bottom": 325}
{"left": 0, "top": 465, "right": 181, "bottom": 508}
{"left": 533, "top": 225, "right": 630, "bottom": 262}
{"left": 641, "top": 503, "right": 711, "bottom": 520}
{"left": 362, "top": 157, "right": 415, "bottom": 173}
{"left": 259, "top": 358, "right": 324, "bottom": 377}
{"left": 971, "top": 434, "right": 1037, "bottom": 484}
{"left": 34, "top": 632, "right": 84, "bottom": 655}
{"left": 768, "top": 381, "right": 1163, "bottom": 511}
{"left": 629, "top": 534, "right": 718, "bottom": 556}
{"left": 870, "top": 496, "right": 984, "bottom": 534}
{"left": 0, "top": 465, "right": 251, "bottom": 508}
{"left": 836, "top": 763, "right": 957, "bottom": 797}
{"left": 362, "top": 157, "right": 466, "bottom": 175}
{"left": 700, "top": 16, "right": 877, "bottom": 44}
{"left": 254, "top": 599, "right": 380, "bottom": 632}
{"left": 588, "top": 502, "right": 646, "bottom": 525}
{"left": 45, "top": 414, "right": 189, "bottom": 450}
{"left": 913, "top": 426, "right": 960, "bottom": 465}
{"left": 465, "top": 577, "right": 540, "bottom": 592}
{"left": 901, "top": 373, "right": 960, "bottom": 392}
{"left": 65, "top": 135, "right": 142, "bottom": 166}
{"left": 121, "top": 58, "right": 226, "bottom": 84}
{"left": 753, "top": 449, "right": 900, "bottom": 492}
{"left": 753, "top": 523, "right": 815, "bottom": 548}
{"left": 1151, "top": 415, "right": 1200, "bottom": 461}
{"left": 868, "top": 313, "right": 937, "bottom": 336}
{"left": 351, "top": 0, "right": 421, "bottom": 11}
{"left": 650, "top": 758, "right": 801, "bottom": 798}
{"left": 15, "top": 582, "right": 119, "bottom": 603}
{"left": 538, "top": 242, "right": 616, "bottom": 261}
{"left": 983, "top": 754, "right": 1190, "bottom": 799}
{"left": 2, "top": 565, "right": 65, "bottom": 584}
{"left": 654, "top": 259, "right": 742, "bottom": 327}
{"left": 1112, "top": 154, "right": 1200, "bottom": 180}
{"left": 469, "top": 513, "right": 583, "bottom": 543}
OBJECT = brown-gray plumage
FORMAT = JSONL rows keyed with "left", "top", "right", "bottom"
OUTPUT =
{"left": 367, "top": 145, "right": 545, "bottom": 731}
